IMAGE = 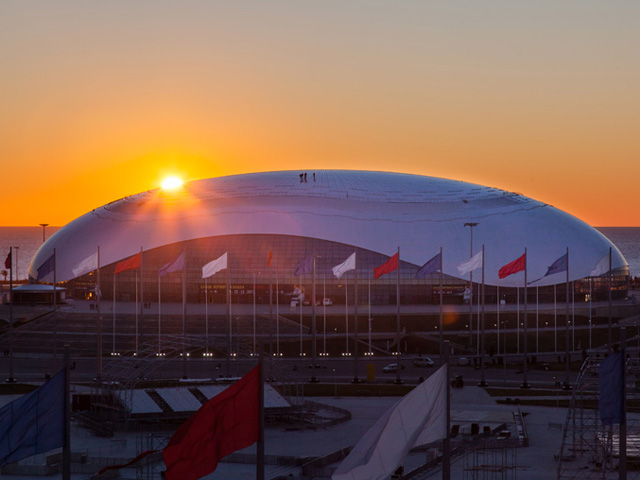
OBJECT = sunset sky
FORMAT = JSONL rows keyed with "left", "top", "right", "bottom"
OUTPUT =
{"left": 1, "top": 1, "right": 638, "bottom": 227}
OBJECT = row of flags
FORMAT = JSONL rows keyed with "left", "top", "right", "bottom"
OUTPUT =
{"left": 31, "top": 245, "right": 613, "bottom": 285}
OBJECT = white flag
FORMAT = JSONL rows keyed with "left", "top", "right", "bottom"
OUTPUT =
{"left": 332, "top": 365, "right": 447, "bottom": 480}
{"left": 202, "top": 252, "right": 227, "bottom": 278}
{"left": 457, "top": 250, "right": 483, "bottom": 276}
{"left": 590, "top": 253, "right": 610, "bottom": 277}
{"left": 332, "top": 253, "right": 356, "bottom": 279}
{"left": 72, "top": 252, "right": 98, "bottom": 277}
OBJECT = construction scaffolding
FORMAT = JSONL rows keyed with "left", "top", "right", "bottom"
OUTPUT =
{"left": 557, "top": 356, "right": 640, "bottom": 479}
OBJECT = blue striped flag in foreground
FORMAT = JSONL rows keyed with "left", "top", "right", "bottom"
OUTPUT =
{"left": 415, "top": 252, "right": 441, "bottom": 278}
{"left": 0, "top": 370, "right": 65, "bottom": 466}
{"left": 599, "top": 352, "right": 624, "bottom": 425}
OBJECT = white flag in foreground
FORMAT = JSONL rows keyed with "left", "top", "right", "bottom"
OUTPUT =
{"left": 332, "top": 365, "right": 447, "bottom": 480}
{"left": 457, "top": 250, "right": 483, "bottom": 276}
{"left": 332, "top": 253, "right": 356, "bottom": 279}
{"left": 590, "top": 253, "right": 610, "bottom": 277}
{"left": 72, "top": 252, "right": 98, "bottom": 277}
{"left": 202, "top": 252, "right": 228, "bottom": 278}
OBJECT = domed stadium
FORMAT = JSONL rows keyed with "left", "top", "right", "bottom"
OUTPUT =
{"left": 29, "top": 170, "right": 627, "bottom": 307}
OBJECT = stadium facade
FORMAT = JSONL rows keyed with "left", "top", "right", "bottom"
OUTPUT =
{"left": 28, "top": 170, "right": 628, "bottom": 305}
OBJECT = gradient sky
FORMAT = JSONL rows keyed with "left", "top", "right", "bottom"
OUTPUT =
{"left": 1, "top": 1, "right": 638, "bottom": 227}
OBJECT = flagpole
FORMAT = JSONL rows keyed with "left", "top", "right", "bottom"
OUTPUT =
{"left": 139, "top": 246, "right": 144, "bottom": 354}
{"left": 227, "top": 265, "right": 231, "bottom": 376}
{"left": 205, "top": 277, "right": 209, "bottom": 355}
{"left": 135, "top": 270, "right": 139, "bottom": 355}
{"left": 369, "top": 273, "right": 372, "bottom": 356}
{"left": 253, "top": 273, "right": 257, "bottom": 357}
{"left": 96, "top": 246, "right": 102, "bottom": 379}
{"left": 395, "top": 246, "right": 402, "bottom": 384}
{"left": 536, "top": 285, "right": 540, "bottom": 354}
{"left": 439, "top": 247, "right": 443, "bottom": 365}
{"left": 257, "top": 362, "right": 265, "bottom": 480}
{"left": 443, "top": 340, "right": 451, "bottom": 480}
{"left": 8, "top": 247, "right": 15, "bottom": 383}
{"left": 554, "top": 284, "right": 557, "bottom": 353}
{"left": 522, "top": 248, "right": 530, "bottom": 389}
{"left": 63, "top": 345, "right": 71, "bottom": 480}
{"left": 276, "top": 271, "right": 280, "bottom": 358}
{"left": 53, "top": 248, "right": 58, "bottom": 370}
{"left": 497, "top": 284, "right": 500, "bottom": 361}
{"left": 345, "top": 280, "right": 349, "bottom": 355}
{"left": 158, "top": 273, "right": 162, "bottom": 355}
{"left": 516, "top": 286, "right": 519, "bottom": 355}
{"left": 182, "top": 248, "right": 187, "bottom": 379}
{"left": 479, "top": 245, "right": 487, "bottom": 386}
{"left": 608, "top": 247, "right": 613, "bottom": 351}
{"left": 564, "top": 247, "right": 571, "bottom": 389}
{"left": 113, "top": 272, "right": 116, "bottom": 355}
{"left": 299, "top": 287, "right": 303, "bottom": 357}
{"left": 311, "top": 256, "right": 318, "bottom": 382}
{"left": 353, "top": 260, "right": 359, "bottom": 383}
{"left": 323, "top": 273, "right": 327, "bottom": 355}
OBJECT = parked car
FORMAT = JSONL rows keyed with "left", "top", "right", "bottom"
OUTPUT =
{"left": 412, "top": 357, "right": 435, "bottom": 368}
{"left": 457, "top": 357, "right": 470, "bottom": 366}
{"left": 383, "top": 363, "right": 405, "bottom": 373}
{"left": 322, "top": 298, "right": 333, "bottom": 306}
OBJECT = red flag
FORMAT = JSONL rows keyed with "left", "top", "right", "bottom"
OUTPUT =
{"left": 163, "top": 364, "right": 261, "bottom": 480}
{"left": 498, "top": 253, "right": 526, "bottom": 279}
{"left": 114, "top": 252, "right": 142, "bottom": 274}
{"left": 267, "top": 251, "right": 272, "bottom": 267}
{"left": 373, "top": 252, "right": 399, "bottom": 279}
{"left": 4, "top": 251, "right": 10, "bottom": 270}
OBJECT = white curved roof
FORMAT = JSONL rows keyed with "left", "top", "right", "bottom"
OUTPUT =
{"left": 29, "top": 170, "right": 627, "bottom": 286}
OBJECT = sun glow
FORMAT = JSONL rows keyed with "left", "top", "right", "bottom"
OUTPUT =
{"left": 161, "top": 176, "right": 183, "bottom": 190}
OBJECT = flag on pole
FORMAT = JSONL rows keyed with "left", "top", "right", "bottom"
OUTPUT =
{"left": 599, "top": 352, "right": 624, "bottom": 425}
{"left": 590, "top": 253, "right": 610, "bottom": 277}
{"left": 498, "top": 253, "right": 526, "bottom": 279}
{"left": 332, "top": 365, "right": 447, "bottom": 480}
{"left": 159, "top": 252, "right": 185, "bottom": 277}
{"left": 294, "top": 255, "right": 313, "bottom": 276}
{"left": 267, "top": 251, "right": 273, "bottom": 267}
{"left": 333, "top": 253, "right": 356, "bottom": 279}
{"left": 163, "top": 364, "right": 261, "bottom": 480}
{"left": 36, "top": 252, "right": 56, "bottom": 281}
{"left": 4, "top": 251, "right": 10, "bottom": 270}
{"left": 202, "top": 252, "right": 227, "bottom": 278}
{"left": 415, "top": 252, "right": 441, "bottom": 278}
{"left": 373, "top": 252, "right": 399, "bottom": 279}
{"left": 543, "top": 252, "right": 568, "bottom": 278}
{"left": 457, "top": 251, "right": 482, "bottom": 276}
{"left": 72, "top": 252, "right": 98, "bottom": 277}
{"left": 114, "top": 252, "right": 142, "bottom": 274}
{"left": 0, "top": 369, "right": 65, "bottom": 467}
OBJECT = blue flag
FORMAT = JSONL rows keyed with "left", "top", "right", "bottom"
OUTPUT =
{"left": 416, "top": 252, "right": 441, "bottom": 278}
{"left": 599, "top": 352, "right": 624, "bottom": 425}
{"left": 543, "top": 252, "right": 567, "bottom": 278}
{"left": 294, "top": 255, "right": 313, "bottom": 276}
{"left": 36, "top": 252, "right": 55, "bottom": 281}
{"left": 159, "top": 252, "right": 185, "bottom": 277}
{"left": 0, "top": 369, "right": 65, "bottom": 466}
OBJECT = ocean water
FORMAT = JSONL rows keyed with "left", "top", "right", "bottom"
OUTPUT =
{"left": 0, "top": 226, "right": 638, "bottom": 280}
{"left": 0, "top": 226, "right": 60, "bottom": 281}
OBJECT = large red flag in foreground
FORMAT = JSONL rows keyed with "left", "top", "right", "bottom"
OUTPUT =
{"left": 498, "top": 253, "right": 526, "bottom": 279}
{"left": 114, "top": 252, "right": 142, "bottom": 274}
{"left": 163, "top": 364, "right": 261, "bottom": 480}
{"left": 373, "top": 252, "right": 399, "bottom": 279}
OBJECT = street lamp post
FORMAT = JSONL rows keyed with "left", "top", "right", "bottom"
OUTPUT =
{"left": 39, "top": 224, "right": 49, "bottom": 243}
{"left": 464, "top": 223, "right": 478, "bottom": 346}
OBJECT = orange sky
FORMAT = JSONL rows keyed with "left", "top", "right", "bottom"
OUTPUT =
{"left": 1, "top": 2, "right": 638, "bottom": 227}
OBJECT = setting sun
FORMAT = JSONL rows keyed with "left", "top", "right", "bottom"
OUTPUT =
{"left": 161, "top": 176, "right": 184, "bottom": 191}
